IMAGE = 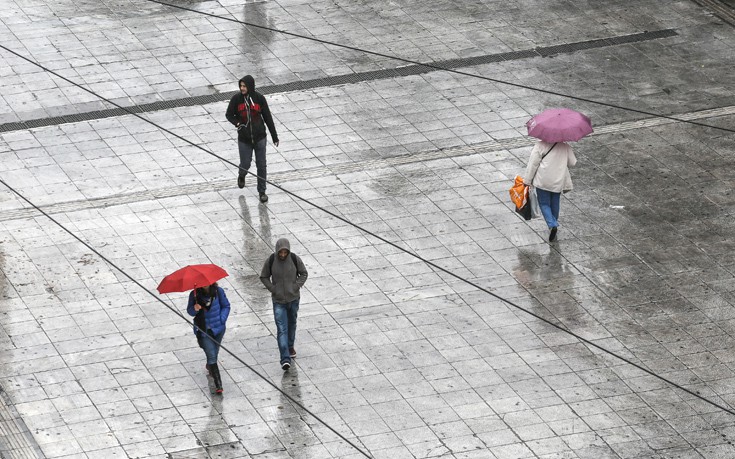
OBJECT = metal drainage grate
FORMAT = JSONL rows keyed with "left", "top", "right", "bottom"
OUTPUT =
{"left": 0, "top": 29, "right": 678, "bottom": 134}
{"left": 691, "top": 0, "right": 735, "bottom": 26}
{"left": 0, "top": 386, "right": 44, "bottom": 458}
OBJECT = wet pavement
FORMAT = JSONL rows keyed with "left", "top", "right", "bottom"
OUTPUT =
{"left": 1, "top": 0, "right": 735, "bottom": 458}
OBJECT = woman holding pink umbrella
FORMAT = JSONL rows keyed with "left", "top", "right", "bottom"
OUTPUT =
{"left": 523, "top": 141, "right": 576, "bottom": 241}
{"left": 523, "top": 108, "right": 592, "bottom": 242}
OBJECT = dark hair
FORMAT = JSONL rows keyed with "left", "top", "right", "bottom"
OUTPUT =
{"left": 195, "top": 283, "right": 218, "bottom": 307}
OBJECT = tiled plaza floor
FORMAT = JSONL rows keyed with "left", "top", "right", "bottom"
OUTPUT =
{"left": 1, "top": 0, "right": 735, "bottom": 458}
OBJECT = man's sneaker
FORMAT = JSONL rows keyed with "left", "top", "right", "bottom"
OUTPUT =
{"left": 259, "top": 193, "right": 268, "bottom": 203}
{"left": 281, "top": 361, "right": 290, "bottom": 371}
{"left": 289, "top": 347, "right": 296, "bottom": 358}
{"left": 237, "top": 175, "right": 245, "bottom": 189}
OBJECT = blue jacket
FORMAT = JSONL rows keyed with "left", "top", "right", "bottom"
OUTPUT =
{"left": 187, "top": 287, "right": 231, "bottom": 336}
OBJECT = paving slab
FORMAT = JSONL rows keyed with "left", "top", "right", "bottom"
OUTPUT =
{"left": 1, "top": 0, "right": 735, "bottom": 458}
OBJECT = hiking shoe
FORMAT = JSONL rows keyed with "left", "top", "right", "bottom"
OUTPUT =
{"left": 259, "top": 193, "right": 268, "bottom": 203}
{"left": 237, "top": 175, "right": 245, "bottom": 189}
{"left": 549, "top": 227, "right": 558, "bottom": 242}
{"left": 289, "top": 347, "right": 296, "bottom": 358}
{"left": 281, "top": 361, "right": 290, "bottom": 371}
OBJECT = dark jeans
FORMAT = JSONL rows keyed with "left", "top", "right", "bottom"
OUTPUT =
{"left": 201, "top": 329, "right": 225, "bottom": 365}
{"left": 273, "top": 299, "right": 299, "bottom": 364}
{"left": 238, "top": 138, "right": 267, "bottom": 193}
{"left": 536, "top": 188, "right": 561, "bottom": 229}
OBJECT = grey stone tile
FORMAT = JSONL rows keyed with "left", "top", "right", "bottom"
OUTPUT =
{"left": 3, "top": 1, "right": 735, "bottom": 458}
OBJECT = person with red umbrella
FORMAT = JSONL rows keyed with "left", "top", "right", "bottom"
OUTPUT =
{"left": 524, "top": 108, "right": 592, "bottom": 242}
{"left": 158, "top": 264, "right": 231, "bottom": 394}
{"left": 187, "top": 283, "right": 230, "bottom": 394}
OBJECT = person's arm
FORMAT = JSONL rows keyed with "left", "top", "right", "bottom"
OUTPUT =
{"left": 260, "top": 257, "right": 275, "bottom": 292}
{"left": 218, "top": 288, "right": 231, "bottom": 323}
{"left": 260, "top": 98, "right": 279, "bottom": 146}
{"left": 225, "top": 96, "right": 240, "bottom": 127}
{"left": 567, "top": 147, "right": 577, "bottom": 167}
{"left": 295, "top": 255, "right": 308, "bottom": 289}
{"left": 187, "top": 291, "right": 199, "bottom": 316}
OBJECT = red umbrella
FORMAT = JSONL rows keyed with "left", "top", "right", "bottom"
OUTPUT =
{"left": 157, "top": 264, "right": 228, "bottom": 294}
{"left": 527, "top": 108, "right": 593, "bottom": 142}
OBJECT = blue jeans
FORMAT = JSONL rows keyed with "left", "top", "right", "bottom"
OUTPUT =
{"left": 238, "top": 138, "right": 267, "bottom": 193}
{"left": 201, "top": 329, "right": 225, "bottom": 365}
{"left": 273, "top": 299, "right": 299, "bottom": 364}
{"left": 536, "top": 188, "right": 561, "bottom": 229}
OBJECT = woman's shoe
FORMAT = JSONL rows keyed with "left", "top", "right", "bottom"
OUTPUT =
{"left": 549, "top": 227, "right": 558, "bottom": 242}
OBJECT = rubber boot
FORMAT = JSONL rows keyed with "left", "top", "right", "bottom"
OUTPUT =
{"left": 210, "top": 363, "right": 223, "bottom": 394}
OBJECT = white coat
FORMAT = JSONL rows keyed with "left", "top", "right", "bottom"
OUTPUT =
{"left": 523, "top": 141, "right": 576, "bottom": 193}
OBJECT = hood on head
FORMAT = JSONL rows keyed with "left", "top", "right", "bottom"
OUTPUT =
{"left": 239, "top": 75, "right": 255, "bottom": 94}
{"left": 275, "top": 238, "right": 290, "bottom": 255}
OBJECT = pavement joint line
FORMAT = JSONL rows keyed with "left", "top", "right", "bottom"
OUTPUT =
{"left": 0, "top": 29, "right": 678, "bottom": 134}
{"left": 1, "top": 104, "right": 733, "bottom": 223}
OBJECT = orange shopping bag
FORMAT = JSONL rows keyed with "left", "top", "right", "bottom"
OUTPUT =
{"left": 509, "top": 175, "right": 532, "bottom": 220}
{"left": 509, "top": 175, "right": 528, "bottom": 210}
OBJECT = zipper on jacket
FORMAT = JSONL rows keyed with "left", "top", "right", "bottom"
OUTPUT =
{"left": 246, "top": 96, "right": 254, "bottom": 143}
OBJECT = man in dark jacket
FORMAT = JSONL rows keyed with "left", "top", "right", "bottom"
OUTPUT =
{"left": 226, "top": 75, "right": 279, "bottom": 202}
{"left": 260, "top": 238, "right": 308, "bottom": 370}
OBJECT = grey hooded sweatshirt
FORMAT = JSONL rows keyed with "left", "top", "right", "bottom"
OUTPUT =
{"left": 260, "top": 238, "right": 308, "bottom": 303}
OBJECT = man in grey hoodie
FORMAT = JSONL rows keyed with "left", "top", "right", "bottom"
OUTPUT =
{"left": 260, "top": 238, "right": 308, "bottom": 370}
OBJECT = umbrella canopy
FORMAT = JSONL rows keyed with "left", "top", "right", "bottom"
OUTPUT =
{"left": 157, "top": 264, "right": 228, "bottom": 294}
{"left": 527, "top": 108, "right": 593, "bottom": 142}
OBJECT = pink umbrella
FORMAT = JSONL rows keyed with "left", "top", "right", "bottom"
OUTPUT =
{"left": 526, "top": 108, "right": 593, "bottom": 142}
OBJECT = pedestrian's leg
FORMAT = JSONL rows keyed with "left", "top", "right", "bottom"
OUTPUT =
{"left": 238, "top": 141, "right": 254, "bottom": 188}
{"left": 287, "top": 299, "right": 299, "bottom": 356}
{"left": 550, "top": 192, "right": 561, "bottom": 222}
{"left": 273, "top": 302, "right": 290, "bottom": 366}
{"left": 198, "top": 332, "right": 211, "bottom": 374}
{"left": 209, "top": 330, "right": 225, "bottom": 393}
{"left": 201, "top": 331, "right": 218, "bottom": 366}
{"left": 535, "top": 188, "right": 558, "bottom": 228}
{"left": 254, "top": 138, "right": 268, "bottom": 199}
{"left": 211, "top": 330, "right": 225, "bottom": 362}
{"left": 210, "top": 362, "right": 223, "bottom": 393}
